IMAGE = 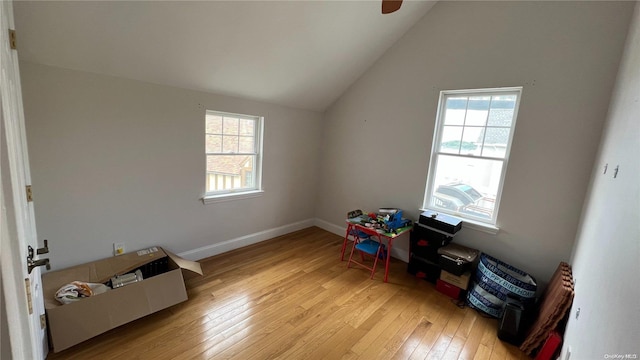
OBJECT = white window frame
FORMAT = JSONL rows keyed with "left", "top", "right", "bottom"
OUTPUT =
{"left": 423, "top": 87, "right": 522, "bottom": 232}
{"left": 203, "top": 110, "right": 264, "bottom": 204}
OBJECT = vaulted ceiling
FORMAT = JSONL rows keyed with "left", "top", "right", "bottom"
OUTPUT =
{"left": 13, "top": 1, "right": 436, "bottom": 112}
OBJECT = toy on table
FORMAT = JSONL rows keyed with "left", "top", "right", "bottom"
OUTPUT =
{"left": 349, "top": 209, "right": 412, "bottom": 235}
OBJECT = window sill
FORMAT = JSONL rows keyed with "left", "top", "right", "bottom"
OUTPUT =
{"left": 202, "top": 190, "right": 264, "bottom": 205}
{"left": 461, "top": 218, "right": 499, "bottom": 235}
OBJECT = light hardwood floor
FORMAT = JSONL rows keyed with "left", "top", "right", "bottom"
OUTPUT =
{"left": 47, "top": 226, "right": 528, "bottom": 360}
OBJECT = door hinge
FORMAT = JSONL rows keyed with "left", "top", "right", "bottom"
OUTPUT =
{"left": 25, "top": 278, "right": 33, "bottom": 315}
{"left": 26, "top": 185, "right": 33, "bottom": 202}
{"left": 9, "top": 29, "right": 17, "bottom": 50}
{"left": 40, "top": 314, "right": 46, "bottom": 329}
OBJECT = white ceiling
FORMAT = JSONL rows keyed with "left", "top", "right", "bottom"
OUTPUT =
{"left": 13, "top": 1, "right": 436, "bottom": 112}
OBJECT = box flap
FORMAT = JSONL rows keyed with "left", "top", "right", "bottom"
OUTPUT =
{"left": 163, "top": 248, "right": 203, "bottom": 276}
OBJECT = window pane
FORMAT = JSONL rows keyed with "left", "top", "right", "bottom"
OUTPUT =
{"left": 243, "top": 157, "right": 254, "bottom": 177}
{"left": 223, "top": 117, "right": 239, "bottom": 135}
{"left": 440, "top": 126, "right": 463, "bottom": 154}
{"left": 487, "top": 95, "right": 516, "bottom": 126}
{"left": 464, "top": 96, "right": 490, "bottom": 126}
{"left": 206, "top": 155, "right": 255, "bottom": 191}
{"left": 206, "top": 135, "right": 222, "bottom": 153}
{"left": 430, "top": 154, "right": 503, "bottom": 220}
{"left": 443, "top": 97, "right": 467, "bottom": 125}
{"left": 239, "top": 119, "right": 255, "bottom": 136}
{"left": 482, "top": 128, "right": 510, "bottom": 158}
{"left": 487, "top": 108, "right": 514, "bottom": 127}
{"left": 222, "top": 135, "right": 239, "bottom": 153}
{"left": 206, "top": 114, "right": 223, "bottom": 134}
{"left": 460, "top": 127, "right": 484, "bottom": 156}
{"left": 239, "top": 136, "right": 255, "bottom": 153}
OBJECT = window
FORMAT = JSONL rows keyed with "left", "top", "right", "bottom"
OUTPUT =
{"left": 204, "top": 110, "right": 263, "bottom": 200}
{"left": 423, "top": 87, "right": 522, "bottom": 227}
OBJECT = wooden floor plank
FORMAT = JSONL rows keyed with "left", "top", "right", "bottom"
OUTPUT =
{"left": 351, "top": 290, "right": 412, "bottom": 357}
{"left": 424, "top": 333, "right": 454, "bottom": 360}
{"left": 489, "top": 338, "right": 509, "bottom": 360}
{"left": 442, "top": 306, "right": 466, "bottom": 338}
{"left": 390, "top": 317, "right": 432, "bottom": 360}
{"left": 46, "top": 227, "right": 527, "bottom": 360}
{"left": 408, "top": 318, "right": 447, "bottom": 358}
{"left": 457, "top": 311, "right": 487, "bottom": 360}
{"left": 473, "top": 344, "right": 494, "bottom": 360}
{"left": 455, "top": 308, "right": 479, "bottom": 340}
{"left": 378, "top": 296, "right": 430, "bottom": 358}
{"left": 441, "top": 335, "right": 466, "bottom": 360}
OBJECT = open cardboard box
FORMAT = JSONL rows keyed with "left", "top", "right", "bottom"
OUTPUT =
{"left": 42, "top": 247, "right": 202, "bottom": 352}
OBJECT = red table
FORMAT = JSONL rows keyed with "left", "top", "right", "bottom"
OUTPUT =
{"left": 342, "top": 218, "right": 412, "bottom": 282}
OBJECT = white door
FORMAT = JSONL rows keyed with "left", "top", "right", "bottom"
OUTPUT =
{"left": 1, "top": 0, "right": 47, "bottom": 359}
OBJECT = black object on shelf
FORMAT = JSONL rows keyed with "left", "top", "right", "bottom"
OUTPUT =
{"left": 419, "top": 210, "right": 462, "bottom": 235}
{"left": 410, "top": 223, "right": 453, "bottom": 263}
{"left": 437, "top": 243, "right": 480, "bottom": 276}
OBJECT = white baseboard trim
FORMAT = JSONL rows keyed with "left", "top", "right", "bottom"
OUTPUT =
{"left": 178, "top": 218, "right": 315, "bottom": 261}
{"left": 179, "top": 218, "right": 410, "bottom": 263}
{"left": 313, "top": 218, "right": 345, "bottom": 237}
{"left": 314, "top": 218, "right": 409, "bottom": 263}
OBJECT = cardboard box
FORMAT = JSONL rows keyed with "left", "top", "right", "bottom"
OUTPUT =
{"left": 440, "top": 270, "right": 471, "bottom": 290}
{"left": 42, "top": 247, "right": 202, "bottom": 352}
{"left": 436, "top": 279, "right": 465, "bottom": 300}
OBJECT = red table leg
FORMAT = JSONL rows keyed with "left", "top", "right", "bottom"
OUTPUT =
{"left": 340, "top": 223, "right": 354, "bottom": 261}
{"left": 383, "top": 238, "right": 392, "bottom": 282}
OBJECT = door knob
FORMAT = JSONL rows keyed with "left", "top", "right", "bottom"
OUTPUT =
{"left": 28, "top": 257, "right": 50, "bottom": 274}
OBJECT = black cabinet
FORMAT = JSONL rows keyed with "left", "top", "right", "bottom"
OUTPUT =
{"left": 407, "top": 223, "right": 453, "bottom": 283}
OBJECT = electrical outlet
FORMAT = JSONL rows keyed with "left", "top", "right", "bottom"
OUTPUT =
{"left": 565, "top": 345, "right": 572, "bottom": 360}
{"left": 114, "top": 242, "right": 125, "bottom": 256}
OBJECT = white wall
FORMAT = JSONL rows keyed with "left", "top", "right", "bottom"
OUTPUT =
{"left": 20, "top": 62, "right": 323, "bottom": 269}
{"left": 562, "top": 3, "right": 640, "bottom": 359}
{"left": 315, "top": 1, "right": 634, "bottom": 284}
{"left": 1, "top": 276, "right": 12, "bottom": 360}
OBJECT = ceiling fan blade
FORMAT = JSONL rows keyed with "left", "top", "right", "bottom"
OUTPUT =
{"left": 382, "top": 0, "right": 403, "bottom": 14}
